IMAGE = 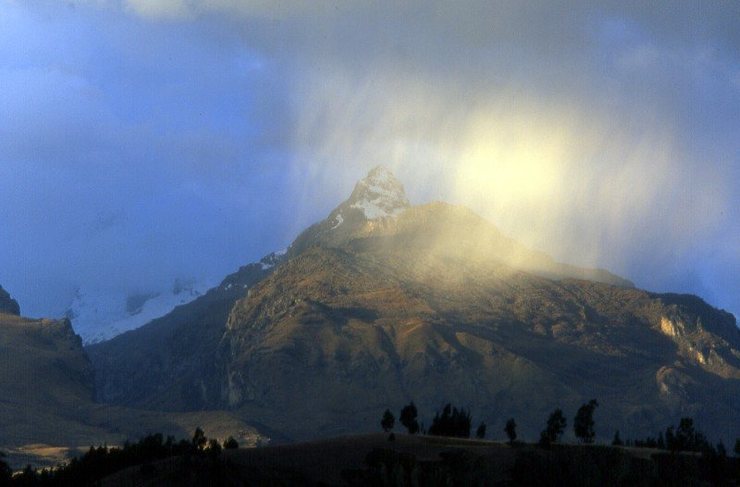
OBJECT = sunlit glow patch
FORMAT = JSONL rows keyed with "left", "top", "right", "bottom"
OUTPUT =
{"left": 450, "top": 107, "right": 577, "bottom": 231}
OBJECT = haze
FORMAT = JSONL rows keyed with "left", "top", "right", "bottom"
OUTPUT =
{"left": 0, "top": 1, "right": 738, "bottom": 323}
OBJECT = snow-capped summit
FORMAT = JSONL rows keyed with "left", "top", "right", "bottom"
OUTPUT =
{"left": 290, "top": 166, "right": 413, "bottom": 249}
{"left": 346, "top": 166, "right": 410, "bottom": 220}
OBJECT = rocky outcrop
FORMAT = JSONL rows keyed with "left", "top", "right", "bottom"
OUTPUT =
{"left": 0, "top": 285, "right": 20, "bottom": 315}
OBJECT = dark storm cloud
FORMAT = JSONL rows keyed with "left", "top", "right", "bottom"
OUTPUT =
{"left": 0, "top": 0, "right": 737, "bottom": 321}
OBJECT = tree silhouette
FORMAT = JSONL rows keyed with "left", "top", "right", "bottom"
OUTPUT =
{"left": 716, "top": 440, "right": 727, "bottom": 457}
{"left": 611, "top": 430, "right": 623, "bottom": 446}
{"left": 381, "top": 409, "right": 395, "bottom": 432}
{"left": 476, "top": 422, "right": 486, "bottom": 439}
{"left": 207, "top": 438, "right": 222, "bottom": 459}
{"left": 223, "top": 437, "right": 239, "bottom": 449}
{"left": 428, "top": 403, "right": 472, "bottom": 438}
{"left": 665, "top": 417, "right": 711, "bottom": 453}
{"left": 573, "top": 399, "right": 599, "bottom": 444}
{"left": 505, "top": 418, "right": 517, "bottom": 444}
{"left": 0, "top": 451, "right": 11, "bottom": 484}
{"left": 735, "top": 438, "right": 740, "bottom": 457}
{"left": 399, "top": 402, "right": 419, "bottom": 435}
{"left": 192, "top": 427, "right": 207, "bottom": 450}
{"left": 539, "top": 409, "right": 566, "bottom": 447}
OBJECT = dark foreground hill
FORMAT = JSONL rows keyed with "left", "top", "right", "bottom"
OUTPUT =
{"left": 98, "top": 434, "right": 738, "bottom": 486}
{"left": 89, "top": 166, "right": 740, "bottom": 444}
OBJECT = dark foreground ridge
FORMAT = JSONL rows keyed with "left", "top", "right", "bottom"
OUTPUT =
{"left": 3, "top": 433, "right": 739, "bottom": 486}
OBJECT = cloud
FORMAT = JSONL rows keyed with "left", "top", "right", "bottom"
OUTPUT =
{"left": 0, "top": 0, "right": 738, "bottom": 322}
{"left": 283, "top": 66, "right": 732, "bottom": 274}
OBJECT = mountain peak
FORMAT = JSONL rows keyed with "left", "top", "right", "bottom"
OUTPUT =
{"left": 345, "top": 166, "right": 409, "bottom": 219}
{"left": 0, "top": 285, "right": 20, "bottom": 315}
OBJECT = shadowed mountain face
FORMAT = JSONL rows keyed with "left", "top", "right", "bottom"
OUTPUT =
{"left": 88, "top": 257, "right": 283, "bottom": 412}
{"left": 90, "top": 167, "right": 739, "bottom": 443}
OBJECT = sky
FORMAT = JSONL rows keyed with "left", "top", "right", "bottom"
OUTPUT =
{"left": 0, "top": 0, "right": 738, "bottom": 323}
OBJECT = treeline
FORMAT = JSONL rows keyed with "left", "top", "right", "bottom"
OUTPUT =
{"left": 380, "top": 400, "right": 740, "bottom": 456}
{"left": 615, "top": 417, "right": 734, "bottom": 455}
{"left": 0, "top": 428, "right": 239, "bottom": 486}
{"left": 380, "top": 399, "right": 602, "bottom": 446}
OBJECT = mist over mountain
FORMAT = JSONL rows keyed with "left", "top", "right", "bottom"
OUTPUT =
{"left": 1, "top": 1, "right": 738, "bottom": 327}
{"left": 89, "top": 167, "right": 740, "bottom": 444}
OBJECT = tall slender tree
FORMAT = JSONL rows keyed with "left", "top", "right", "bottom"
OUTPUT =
{"left": 476, "top": 422, "right": 487, "bottom": 439}
{"left": 573, "top": 399, "right": 599, "bottom": 444}
{"left": 399, "top": 402, "right": 420, "bottom": 434}
{"left": 612, "top": 430, "right": 623, "bottom": 446}
{"left": 540, "top": 409, "right": 566, "bottom": 446}
{"left": 505, "top": 418, "right": 517, "bottom": 444}
{"left": 381, "top": 409, "right": 395, "bottom": 433}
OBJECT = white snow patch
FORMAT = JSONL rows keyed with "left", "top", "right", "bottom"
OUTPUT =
{"left": 350, "top": 199, "right": 405, "bottom": 219}
{"left": 68, "top": 279, "right": 208, "bottom": 344}
{"left": 331, "top": 213, "right": 344, "bottom": 229}
{"left": 259, "top": 248, "right": 288, "bottom": 270}
{"left": 349, "top": 166, "right": 409, "bottom": 220}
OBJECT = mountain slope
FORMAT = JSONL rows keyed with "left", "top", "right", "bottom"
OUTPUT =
{"left": 220, "top": 243, "right": 739, "bottom": 441}
{"left": 0, "top": 289, "right": 265, "bottom": 468}
{"left": 88, "top": 253, "right": 285, "bottom": 411}
{"left": 90, "top": 166, "right": 739, "bottom": 443}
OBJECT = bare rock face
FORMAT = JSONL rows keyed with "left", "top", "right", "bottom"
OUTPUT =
{"left": 0, "top": 285, "right": 20, "bottom": 315}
